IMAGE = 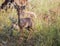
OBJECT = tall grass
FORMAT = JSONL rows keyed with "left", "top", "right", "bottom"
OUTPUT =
{"left": 0, "top": 0, "right": 60, "bottom": 46}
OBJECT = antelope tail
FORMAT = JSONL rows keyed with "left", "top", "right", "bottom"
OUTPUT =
{"left": 25, "top": 11, "right": 37, "bottom": 18}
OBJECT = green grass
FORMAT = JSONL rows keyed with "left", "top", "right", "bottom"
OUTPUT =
{"left": 0, "top": 0, "right": 60, "bottom": 46}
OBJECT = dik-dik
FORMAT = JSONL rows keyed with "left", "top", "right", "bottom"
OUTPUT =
{"left": 11, "top": 17, "right": 33, "bottom": 40}
{"left": 11, "top": 18, "right": 33, "bottom": 31}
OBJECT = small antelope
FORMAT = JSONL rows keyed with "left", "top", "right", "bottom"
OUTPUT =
{"left": 20, "top": 18, "right": 34, "bottom": 40}
{"left": 1, "top": 0, "right": 37, "bottom": 40}
{"left": 10, "top": 17, "right": 34, "bottom": 41}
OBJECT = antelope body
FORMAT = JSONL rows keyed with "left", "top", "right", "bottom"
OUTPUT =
{"left": 20, "top": 18, "right": 32, "bottom": 30}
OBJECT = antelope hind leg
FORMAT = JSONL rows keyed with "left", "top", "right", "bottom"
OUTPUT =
{"left": 27, "top": 28, "right": 34, "bottom": 40}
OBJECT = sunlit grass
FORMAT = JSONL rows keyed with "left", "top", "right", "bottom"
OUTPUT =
{"left": 0, "top": 0, "right": 60, "bottom": 46}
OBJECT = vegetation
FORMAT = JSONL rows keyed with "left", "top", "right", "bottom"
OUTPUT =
{"left": 0, "top": 0, "right": 60, "bottom": 46}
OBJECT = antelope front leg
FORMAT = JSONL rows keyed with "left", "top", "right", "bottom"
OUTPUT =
{"left": 18, "top": 28, "right": 24, "bottom": 44}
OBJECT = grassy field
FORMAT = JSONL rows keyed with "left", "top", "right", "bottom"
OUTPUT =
{"left": 0, "top": 0, "right": 60, "bottom": 46}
